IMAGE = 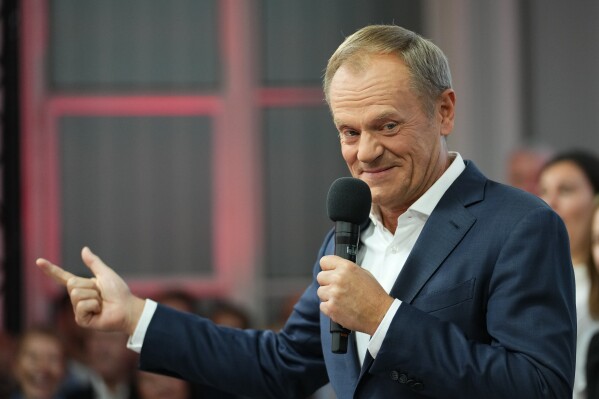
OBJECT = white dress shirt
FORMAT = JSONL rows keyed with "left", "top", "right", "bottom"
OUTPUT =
{"left": 129, "top": 152, "right": 466, "bottom": 366}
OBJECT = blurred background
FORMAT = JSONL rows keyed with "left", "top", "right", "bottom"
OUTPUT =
{"left": 2, "top": 0, "right": 599, "bottom": 333}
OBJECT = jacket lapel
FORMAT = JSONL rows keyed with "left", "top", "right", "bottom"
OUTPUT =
{"left": 389, "top": 198, "right": 475, "bottom": 303}
{"left": 390, "top": 161, "right": 484, "bottom": 303}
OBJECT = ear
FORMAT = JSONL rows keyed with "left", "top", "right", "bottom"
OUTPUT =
{"left": 437, "top": 89, "right": 456, "bottom": 137}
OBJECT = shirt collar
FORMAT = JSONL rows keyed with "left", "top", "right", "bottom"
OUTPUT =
{"left": 410, "top": 151, "right": 465, "bottom": 216}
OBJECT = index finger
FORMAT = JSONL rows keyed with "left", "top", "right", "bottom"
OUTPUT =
{"left": 319, "top": 255, "right": 338, "bottom": 271}
{"left": 36, "top": 258, "right": 76, "bottom": 286}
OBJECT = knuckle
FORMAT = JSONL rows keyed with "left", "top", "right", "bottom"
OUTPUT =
{"left": 69, "top": 287, "right": 80, "bottom": 299}
{"left": 65, "top": 277, "right": 76, "bottom": 290}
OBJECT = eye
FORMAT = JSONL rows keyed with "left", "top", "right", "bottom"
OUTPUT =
{"left": 339, "top": 129, "right": 360, "bottom": 142}
{"left": 380, "top": 122, "right": 399, "bottom": 134}
{"left": 557, "top": 185, "right": 576, "bottom": 196}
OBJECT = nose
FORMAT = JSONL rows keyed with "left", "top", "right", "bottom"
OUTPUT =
{"left": 357, "top": 131, "right": 383, "bottom": 164}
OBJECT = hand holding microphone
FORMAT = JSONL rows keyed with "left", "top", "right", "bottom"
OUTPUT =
{"left": 320, "top": 177, "right": 371, "bottom": 354}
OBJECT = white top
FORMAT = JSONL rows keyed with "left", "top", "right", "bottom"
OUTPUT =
{"left": 573, "top": 264, "right": 599, "bottom": 399}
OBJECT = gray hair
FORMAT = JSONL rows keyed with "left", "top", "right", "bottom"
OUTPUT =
{"left": 323, "top": 25, "right": 452, "bottom": 116}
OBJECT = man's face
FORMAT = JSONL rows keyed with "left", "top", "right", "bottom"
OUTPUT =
{"left": 14, "top": 333, "right": 65, "bottom": 399}
{"left": 85, "top": 331, "right": 132, "bottom": 382}
{"left": 329, "top": 54, "right": 454, "bottom": 214}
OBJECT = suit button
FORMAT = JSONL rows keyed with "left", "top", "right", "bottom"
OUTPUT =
{"left": 411, "top": 382, "right": 424, "bottom": 391}
{"left": 390, "top": 371, "right": 399, "bottom": 381}
{"left": 398, "top": 373, "right": 409, "bottom": 384}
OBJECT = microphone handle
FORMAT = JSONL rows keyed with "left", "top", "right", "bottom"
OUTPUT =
{"left": 331, "top": 222, "right": 360, "bottom": 354}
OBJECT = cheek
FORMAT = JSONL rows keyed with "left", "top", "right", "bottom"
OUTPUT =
{"left": 559, "top": 196, "right": 593, "bottom": 223}
{"left": 48, "top": 360, "right": 64, "bottom": 378}
{"left": 341, "top": 146, "right": 358, "bottom": 173}
{"left": 341, "top": 144, "right": 355, "bottom": 161}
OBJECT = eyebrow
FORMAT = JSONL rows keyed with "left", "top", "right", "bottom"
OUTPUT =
{"left": 334, "top": 111, "right": 398, "bottom": 126}
{"left": 372, "top": 111, "right": 398, "bottom": 123}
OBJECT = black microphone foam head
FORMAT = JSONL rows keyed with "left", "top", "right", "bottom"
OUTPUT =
{"left": 327, "top": 177, "right": 372, "bottom": 224}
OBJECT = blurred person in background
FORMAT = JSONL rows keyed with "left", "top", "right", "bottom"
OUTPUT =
{"left": 506, "top": 146, "right": 552, "bottom": 195}
{"left": 151, "top": 289, "right": 199, "bottom": 315}
{"left": 52, "top": 293, "right": 93, "bottom": 396}
{"left": 208, "top": 300, "right": 251, "bottom": 329}
{"left": 82, "top": 331, "right": 138, "bottom": 399}
{"left": 10, "top": 326, "right": 90, "bottom": 399}
{"left": 585, "top": 197, "right": 599, "bottom": 399}
{"left": 539, "top": 150, "right": 599, "bottom": 399}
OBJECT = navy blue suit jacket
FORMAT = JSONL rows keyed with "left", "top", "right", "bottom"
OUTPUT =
{"left": 139, "top": 161, "right": 576, "bottom": 398}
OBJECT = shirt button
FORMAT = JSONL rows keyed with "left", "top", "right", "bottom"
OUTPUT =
{"left": 391, "top": 246, "right": 399, "bottom": 254}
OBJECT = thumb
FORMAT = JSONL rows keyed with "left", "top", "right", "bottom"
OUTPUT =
{"left": 81, "top": 247, "right": 110, "bottom": 277}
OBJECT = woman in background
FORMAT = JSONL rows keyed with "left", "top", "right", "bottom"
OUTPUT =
{"left": 539, "top": 150, "right": 599, "bottom": 399}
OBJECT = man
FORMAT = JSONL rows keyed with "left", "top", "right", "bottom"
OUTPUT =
{"left": 11, "top": 326, "right": 92, "bottom": 399}
{"left": 506, "top": 147, "right": 552, "bottom": 195}
{"left": 37, "top": 25, "right": 575, "bottom": 398}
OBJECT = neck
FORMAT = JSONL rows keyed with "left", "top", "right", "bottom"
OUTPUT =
{"left": 379, "top": 206, "right": 406, "bottom": 234}
{"left": 572, "top": 254, "right": 588, "bottom": 266}
{"left": 571, "top": 238, "right": 590, "bottom": 266}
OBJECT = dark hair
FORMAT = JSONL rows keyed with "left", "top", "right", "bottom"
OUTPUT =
{"left": 541, "top": 149, "right": 599, "bottom": 194}
{"left": 16, "top": 325, "right": 65, "bottom": 355}
{"left": 208, "top": 300, "right": 251, "bottom": 329}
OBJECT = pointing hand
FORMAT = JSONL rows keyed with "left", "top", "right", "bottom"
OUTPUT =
{"left": 36, "top": 247, "right": 145, "bottom": 335}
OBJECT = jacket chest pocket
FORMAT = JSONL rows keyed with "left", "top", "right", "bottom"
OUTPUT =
{"left": 411, "top": 278, "right": 475, "bottom": 314}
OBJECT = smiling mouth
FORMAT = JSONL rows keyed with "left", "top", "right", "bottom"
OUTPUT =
{"left": 361, "top": 166, "right": 394, "bottom": 177}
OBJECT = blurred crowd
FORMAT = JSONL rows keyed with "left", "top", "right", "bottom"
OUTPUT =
{"left": 0, "top": 290, "right": 255, "bottom": 399}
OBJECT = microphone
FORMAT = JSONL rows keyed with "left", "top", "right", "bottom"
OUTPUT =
{"left": 326, "top": 177, "right": 372, "bottom": 354}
